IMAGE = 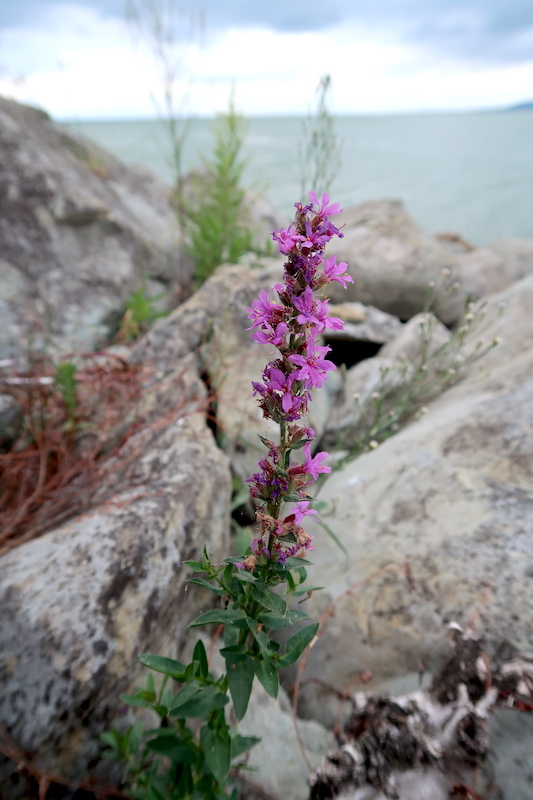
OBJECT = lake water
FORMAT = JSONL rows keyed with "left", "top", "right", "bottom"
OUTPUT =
{"left": 65, "top": 112, "right": 533, "bottom": 247}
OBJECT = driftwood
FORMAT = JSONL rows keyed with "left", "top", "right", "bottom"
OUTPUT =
{"left": 308, "top": 626, "right": 532, "bottom": 800}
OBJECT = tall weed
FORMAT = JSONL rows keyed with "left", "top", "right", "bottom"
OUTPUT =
{"left": 185, "top": 102, "right": 257, "bottom": 287}
{"left": 299, "top": 75, "right": 342, "bottom": 201}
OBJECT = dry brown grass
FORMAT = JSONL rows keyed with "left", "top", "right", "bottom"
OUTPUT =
{"left": 0, "top": 352, "right": 208, "bottom": 555}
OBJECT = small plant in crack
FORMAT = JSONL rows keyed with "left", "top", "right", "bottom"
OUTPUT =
{"left": 320, "top": 276, "right": 504, "bottom": 466}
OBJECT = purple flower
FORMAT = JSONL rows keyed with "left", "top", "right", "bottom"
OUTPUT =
{"left": 289, "top": 501, "right": 318, "bottom": 525}
{"left": 308, "top": 191, "right": 343, "bottom": 218}
{"left": 322, "top": 255, "right": 353, "bottom": 288}
{"left": 292, "top": 287, "right": 326, "bottom": 329}
{"left": 267, "top": 368, "right": 298, "bottom": 414}
{"left": 324, "top": 314, "right": 344, "bottom": 332}
{"left": 272, "top": 225, "right": 303, "bottom": 254}
{"left": 252, "top": 321, "right": 289, "bottom": 347}
{"left": 300, "top": 220, "right": 332, "bottom": 250}
{"left": 288, "top": 339, "right": 336, "bottom": 389}
{"left": 316, "top": 298, "right": 344, "bottom": 332}
{"left": 300, "top": 442, "right": 331, "bottom": 480}
{"left": 247, "top": 290, "right": 284, "bottom": 329}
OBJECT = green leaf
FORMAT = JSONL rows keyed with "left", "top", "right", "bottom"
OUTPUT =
{"left": 188, "top": 577, "right": 225, "bottom": 596}
{"left": 147, "top": 734, "right": 197, "bottom": 763}
{"left": 221, "top": 563, "right": 235, "bottom": 591}
{"left": 148, "top": 786, "right": 166, "bottom": 800}
{"left": 277, "top": 623, "right": 319, "bottom": 668}
{"left": 225, "top": 655, "right": 254, "bottom": 720}
{"left": 230, "top": 575, "right": 245, "bottom": 598}
{"left": 168, "top": 683, "right": 200, "bottom": 711}
{"left": 169, "top": 685, "right": 229, "bottom": 719}
{"left": 136, "top": 689, "right": 156, "bottom": 701}
{"left": 278, "top": 532, "right": 297, "bottom": 544}
{"left": 230, "top": 615, "right": 252, "bottom": 630}
{"left": 193, "top": 639, "right": 209, "bottom": 680}
{"left": 251, "top": 585, "right": 287, "bottom": 618}
{"left": 316, "top": 518, "right": 350, "bottom": 562}
{"left": 233, "top": 524, "right": 252, "bottom": 556}
{"left": 230, "top": 734, "right": 261, "bottom": 760}
{"left": 230, "top": 487, "right": 250, "bottom": 512}
{"left": 119, "top": 693, "right": 154, "bottom": 708}
{"left": 293, "top": 566, "right": 307, "bottom": 584}
{"left": 183, "top": 560, "right": 205, "bottom": 572}
{"left": 145, "top": 672, "right": 155, "bottom": 696}
{"left": 161, "top": 686, "right": 173, "bottom": 707}
{"left": 258, "top": 608, "right": 310, "bottom": 630}
{"left": 138, "top": 654, "right": 186, "bottom": 678}
{"left": 200, "top": 726, "right": 231, "bottom": 785}
{"left": 121, "top": 726, "right": 132, "bottom": 755}
{"left": 277, "top": 556, "right": 313, "bottom": 568}
{"left": 235, "top": 571, "right": 255, "bottom": 584}
{"left": 184, "top": 661, "right": 196, "bottom": 682}
{"left": 289, "top": 438, "right": 314, "bottom": 450}
{"left": 175, "top": 764, "right": 193, "bottom": 797}
{"left": 292, "top": 585, "right": 324, "bottom": 596}
{"left": 285, "top": 570, "right": 297, "bottom": 592}
{"left": 219, "top": 645, "right": 248, "bottom": 658}
{"left": 129, "top": 723, "right": 144, "bottom": 754}
{"left": 282, "top": 492, "right": 308, "bottom": 502}
{"left": 100, "top": 731, "right": 120, "bottom": 749}
{"left": 189, "top": 609, "right": 245, "bottom": 628}
{"left": 245, "top": 618, "right": 271, "bottom": 657}
{"left": 253, "top": 658, "right": 279, "bottom": 699}
{"left": 224, "top": 625, "right": 239, "bottom": 647}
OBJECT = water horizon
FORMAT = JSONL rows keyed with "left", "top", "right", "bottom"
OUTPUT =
{"left": 65, "top": 109, "right": 533, "bottom": 247}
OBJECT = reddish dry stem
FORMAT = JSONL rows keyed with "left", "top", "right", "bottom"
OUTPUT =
{"left": 0, "top": 356, "right": 208, "bottom": 555}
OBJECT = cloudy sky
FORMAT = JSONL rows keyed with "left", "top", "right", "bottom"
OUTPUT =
{"left": 0, "top": 0, "right": 532, "bottom": 119}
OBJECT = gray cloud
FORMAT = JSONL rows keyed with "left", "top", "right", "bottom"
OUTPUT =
{"left": 1, "top": 0, "right": 532, "bottom": 64}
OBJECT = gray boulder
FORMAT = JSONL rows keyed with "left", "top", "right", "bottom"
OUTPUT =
{"left": 0, "top": 358, "right": 231, "bottom": 779}
{"left": 320, "top": 356, "right": 412, "bottom": 453}
{"left": 325, "top": 301, "right": 403, "bottom": 345}
{"left": 327, "top": 200, "right": 462, "bottom": 323}
{"left": 321, "top": 313, "right": 456, "bottom": 453}
{"left": 327, "top": 200, "right": 533, "bottom": 326}
{"left": 0, "top": 96, "right": 186, "bottom": 359}
{"left": 297, "top": 273, "right": 533, "bottom": 726}
{"left": 239, "top": 683, "right": 335, "bottom": 800}
{"left": 378, "top": 311, "right": 451, "bottom": 362}
{"left": 456, "top": 238, "right": 533, "bottom": 300}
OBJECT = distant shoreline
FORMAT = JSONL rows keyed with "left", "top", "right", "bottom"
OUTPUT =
{"left": 58, "top": 105, "right": 533, "bottom": 125}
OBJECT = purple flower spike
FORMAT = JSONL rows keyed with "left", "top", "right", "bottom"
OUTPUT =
{"left": 246, "top": 192, "right": 350, "bottom": 565}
